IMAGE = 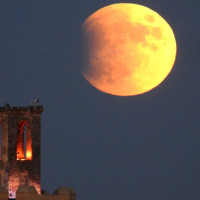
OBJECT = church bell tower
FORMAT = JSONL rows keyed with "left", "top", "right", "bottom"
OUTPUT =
{"left": 0, "top": 105, "right": 43, "bottom": 196}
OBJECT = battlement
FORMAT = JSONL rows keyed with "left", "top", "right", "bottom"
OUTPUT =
{"left": 0, "top": 106, "right": 43, "bottom": 114}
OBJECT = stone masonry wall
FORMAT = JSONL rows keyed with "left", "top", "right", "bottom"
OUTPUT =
{"left": 0, "top": 106, "right": 43, "bottom": 194}
{"left": 0, "top": 186, "right": 76, "bottom": 200}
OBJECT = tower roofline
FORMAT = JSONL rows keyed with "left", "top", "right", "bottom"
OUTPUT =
{"left": 0, "top": 106, "right": 43, "bottom": 114}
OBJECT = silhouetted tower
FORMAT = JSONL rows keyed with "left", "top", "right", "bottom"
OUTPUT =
{"left": 0, "top": 105, "right": 43, "bottom": 195}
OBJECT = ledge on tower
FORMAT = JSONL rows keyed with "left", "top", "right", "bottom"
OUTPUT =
{"left": 17, "top": 185, "right": 38, "bottom": 194}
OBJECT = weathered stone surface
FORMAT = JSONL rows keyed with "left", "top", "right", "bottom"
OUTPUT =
{"left": 0, "top": 186, "right": 7, "bottom": 193}
{"left": 0, "top": 106, "right": 43, "bottom": 194}
{"left": 57, "top": 187, "right": 70, "bottom": 195}
{"left": 0, "top": 194, "right": 8, "bottom": 200}
{"left": 17, "top": 185, "right": 38, "bottom": 194}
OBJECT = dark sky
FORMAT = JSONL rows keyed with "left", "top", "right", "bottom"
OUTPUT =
{"left": 1, "top": 0, "right": 200, "bottom": 200}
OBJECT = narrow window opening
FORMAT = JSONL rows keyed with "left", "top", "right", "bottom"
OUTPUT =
{"left": 26, "top": 124, "right": 32, "bottom": 160}
{"left": 17, "top": 121, "right": 32, "bottom": 161}
{"left": 24, "top": 124, "right": 27, "bottom": 159}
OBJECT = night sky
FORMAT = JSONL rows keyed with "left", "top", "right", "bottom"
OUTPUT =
{"left": 1, "top": 1, "right": 200, "bottom": 200}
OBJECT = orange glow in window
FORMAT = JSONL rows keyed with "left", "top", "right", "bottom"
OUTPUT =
{"left": 16, "top": 121, "right": 32, "bottom": 160}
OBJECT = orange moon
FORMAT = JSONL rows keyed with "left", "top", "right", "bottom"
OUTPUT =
{"left": 81, "top": 3, "right": 177, "bottom": 96}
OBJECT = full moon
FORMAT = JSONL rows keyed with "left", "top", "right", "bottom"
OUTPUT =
{"left": 81, "top": 3, "right": 177, "bottom": 96}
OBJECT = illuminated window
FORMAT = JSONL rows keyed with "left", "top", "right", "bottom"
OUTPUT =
{"left": 0, "top": 123, "right": 2, "bottom": 160}
{"left": 17, "top": 121, "right": 32, "bottom": 160}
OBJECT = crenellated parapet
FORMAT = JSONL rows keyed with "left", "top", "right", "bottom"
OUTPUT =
{"left": 0, "top": 106, "right": 43, "bottom": 114}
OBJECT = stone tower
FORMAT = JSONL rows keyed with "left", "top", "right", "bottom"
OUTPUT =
{"left": 0, "top": 105, "right": 43, "bottom": 197}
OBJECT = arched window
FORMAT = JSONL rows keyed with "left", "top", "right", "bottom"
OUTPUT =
{"left": 0, "top": 123, "right": 2, "bottom": 160}
{"left": 16, "top": 121, "right": 32, "bottom": 160}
